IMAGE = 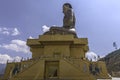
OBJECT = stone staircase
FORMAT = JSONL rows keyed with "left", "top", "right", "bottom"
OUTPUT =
{"left": 10, "top": 59, "right": 40, "bottom": 79}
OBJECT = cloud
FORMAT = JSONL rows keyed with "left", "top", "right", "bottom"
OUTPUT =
{"left": 0, "top": 39, "right": 30, "bottom": 53}
{"left": 69, "top": 28, "right": 76, "bottom": 32}
{"left": 0, "top": 27, "right": 20, "bottom": 36}
{"left": 2, "top": 31, "right": 10, "bottom": 35}
{"left": 42, "top": 25, "right": 50, "bottom": 32}
{"left": 11, "top": 28, "right": 20, "bottom": 36}
{"left": 29, "top": 36, "right": 34, "bottom": 39}
{"left": 86, "top": 51, "right": 98, "bottom": 61}
{"left": 0, "top": 54, "right": 21, "bottom": 64}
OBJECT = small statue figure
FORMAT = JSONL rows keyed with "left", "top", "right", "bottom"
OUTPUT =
{"left": 63, "top": 3, "right": 75, "bottom": 29}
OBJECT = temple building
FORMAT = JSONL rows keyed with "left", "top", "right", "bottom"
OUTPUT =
{"left": 2, "top": 3, "right": 111, "bottom": 80}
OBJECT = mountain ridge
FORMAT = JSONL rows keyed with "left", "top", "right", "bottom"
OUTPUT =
{"left": 100, "top": 49, "right": 120, "bottom": 77}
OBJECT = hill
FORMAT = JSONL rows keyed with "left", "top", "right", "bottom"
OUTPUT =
{"left": 100, "top": 49, "right": 120, "bottom": 77}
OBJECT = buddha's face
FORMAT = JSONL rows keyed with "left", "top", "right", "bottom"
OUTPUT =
{"left": 63, "top": 5, "right": 70, "bottom": 14}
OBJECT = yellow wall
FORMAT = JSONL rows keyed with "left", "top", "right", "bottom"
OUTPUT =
{"left": 44, "top": 44, "right": 70, "bottom": 57}
{"left": 31, "top": 47, "right": 44, "bottom": 58}
{"left": 70, "top": 45, "right": 84, "bottom": 58}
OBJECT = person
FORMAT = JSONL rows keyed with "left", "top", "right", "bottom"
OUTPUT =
{"left": 63, "top": 3, "right": 75, "bottom": 29}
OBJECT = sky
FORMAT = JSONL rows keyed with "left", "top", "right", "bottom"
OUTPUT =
{"left": 0, "top": 0, "right": 120, "bottom": 64}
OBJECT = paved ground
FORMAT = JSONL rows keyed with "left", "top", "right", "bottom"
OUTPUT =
{"left": 97, "top": 77, "right": 120, "bottom": 80}
{"left": 112, "top": 77, "right": 120, "bottom": 80}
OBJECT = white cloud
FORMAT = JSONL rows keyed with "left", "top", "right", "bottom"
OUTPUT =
{"left": 0, "top": 54, "right": 21, "bottom": 64}
{"left": 0, "top": 28, "right": 2, "bottom": 31}
{"left": 13, "top": 56, "right": 21, "bottom": 62}
{"left": 69, "top": 28, "right": 76, "bottom": 32}
{"left": 11, "top": 28, "right": 20, "bottom": 36}
{"left": 52, "top": 25, "right": 57, "bottom": 26}
{"left": 2, "top": 31, "right": 10, "bottom": 35}
{"left": 42, "top": 25, "right": 50, "bottom": 32}
{"left": 0, "top": 27, "right": 20, "bottom": 36}
{"left": 3, "top": 27, "right": 8, "bottom": 31}
{"left": 86, "top": 51, "right": 98, "bottom": 61}
{"left": 0, "top": 54, "right": 12, "bottom": 64}
{"left": 0, "top": 39, "right": 30, "bottom": 53}
{"left": 29, "top": 36, "right": 34, "bottom": 39}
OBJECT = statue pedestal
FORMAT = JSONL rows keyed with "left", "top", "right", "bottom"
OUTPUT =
{"left": 27, "top": 34, "right": 88, "bottom": 59}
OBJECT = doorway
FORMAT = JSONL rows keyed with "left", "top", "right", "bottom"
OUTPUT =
{"left": 45, "top": 61, "right": 59, "bottom": 79}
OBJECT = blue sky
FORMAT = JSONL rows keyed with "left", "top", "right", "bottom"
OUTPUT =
{"left": 0, "top": 0, "right": 120, "bottom": 64}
